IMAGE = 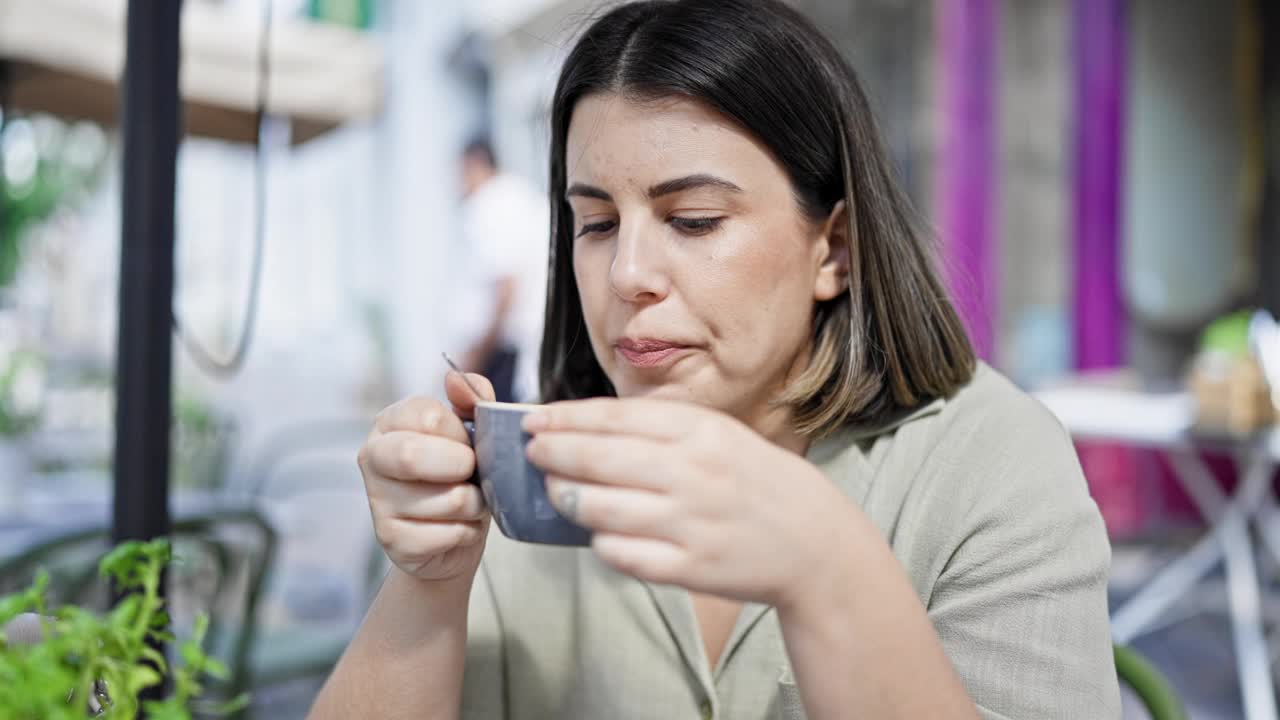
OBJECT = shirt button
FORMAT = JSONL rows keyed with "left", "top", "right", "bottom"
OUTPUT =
{"left": 699, "top": 700, "right": 713, "bottom": 720}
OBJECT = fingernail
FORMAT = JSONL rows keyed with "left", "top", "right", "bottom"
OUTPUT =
{"left": 522, "top": 412, "right": 548, "bottom": 433}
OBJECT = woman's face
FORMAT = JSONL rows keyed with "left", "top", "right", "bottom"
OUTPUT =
{"left": 565, "top": 93, "right": 848, "bottom": 430}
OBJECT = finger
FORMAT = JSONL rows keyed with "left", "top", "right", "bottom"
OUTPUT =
{"left": 445, "top": 371, "right": 496, "bottom": 420}
{"left": 522, "top": 397, "right": 704, "bottom": 440}
{"left": 591, "top": 532, "right": 687, "bottom": 585}
{"left": 525, "top": 432, "right": 673, "bottom": 491}
{"left": 546, "top": 477, "right": 673, "bottom": 537}
{"left": 366, "top": 431, "right": 474, "bottom": 482}
{"left": 372, "top": 481, "right": 487, "bottom": 522}
{"left": 375, "top": 396, "right": 470, "bottom": 444}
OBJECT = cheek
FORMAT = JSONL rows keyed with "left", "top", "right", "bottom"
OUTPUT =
{"left": 713, "top": 228, "right": 813, "bottom": 328}
{"left": 572, "top": 242, "right": 613, "bottom": 337}
{"left": 703, "top": 227, "right": 816, "bottom": 368}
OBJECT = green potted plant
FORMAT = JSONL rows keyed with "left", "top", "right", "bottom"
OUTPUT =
{"left": 0, "top": 539, "right": 245, "bottom": 719}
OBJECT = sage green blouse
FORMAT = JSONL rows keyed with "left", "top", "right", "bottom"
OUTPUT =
{"left": 459, "top": 364, "right": 1121, "bottom": 719}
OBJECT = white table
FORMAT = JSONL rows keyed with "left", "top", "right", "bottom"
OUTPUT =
{"left": 1035, "top": 381, "right": 1280, "bottom": 720}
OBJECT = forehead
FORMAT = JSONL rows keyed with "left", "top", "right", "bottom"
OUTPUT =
{"left": 564, "top": 93, "right": 782, "bottom": 189}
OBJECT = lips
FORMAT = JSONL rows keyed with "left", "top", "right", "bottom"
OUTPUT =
{"left": 615, "top": 337, "right": 694, "bottom": 368}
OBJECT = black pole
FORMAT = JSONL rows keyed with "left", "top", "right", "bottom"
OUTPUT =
{"left": 113, "top": 0, "right": 181, "bottom": 548}
{"left": 1, "top": 63, "right": 8, "bottom": 261}
{"left": 1261, "top": 0, "right": 1280, "bottom": 317}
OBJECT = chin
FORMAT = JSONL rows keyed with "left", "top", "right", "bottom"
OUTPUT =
{"left": 605, "top": 356, "right": 722, "bottom": 406}
{"left": 609, "top": 377, "right": 719, "bottom": 408}
{"left": 630, "top": 383, "right": 693, "bottom": 400}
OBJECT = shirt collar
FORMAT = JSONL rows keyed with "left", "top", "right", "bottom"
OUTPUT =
{"left": 820, "top": 394, "right": 946, "bottom": 446}
{"left": 805, "top": 395, "right": 946, "bottom": 497}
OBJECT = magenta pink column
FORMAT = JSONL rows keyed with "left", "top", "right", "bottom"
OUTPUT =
{"left": 1070, "top": 0, "right": 1139, "bottom": 538}
{"left": 1071, "top": 0, "right": 1127, "bottom": 369}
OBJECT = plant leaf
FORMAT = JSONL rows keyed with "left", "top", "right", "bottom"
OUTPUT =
{"left": 140, "top": 645, "right": 168, "bottom": 675}
{"left": 202, "top": 657, "right": 229, "bottom": 680}
{"left": 127, "top": 665, "right": 162, "bottom": 695}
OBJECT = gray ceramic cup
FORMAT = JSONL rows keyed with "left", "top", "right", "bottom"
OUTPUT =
{"left": 464, "top": 401, "right": 591, "bottom": 547}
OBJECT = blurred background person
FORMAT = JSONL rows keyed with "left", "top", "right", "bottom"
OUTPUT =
{"left": 455, "top": 136, "right": 549, "bottom": 403}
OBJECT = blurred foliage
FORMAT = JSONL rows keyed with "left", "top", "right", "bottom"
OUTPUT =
{"left": 307, "top": 0, "right": 374, "bottom": 29}
{"left": 171, "top": 390, "right": 235, "bottom": 490}
{"left": 0, "top": 113, "right": 110, "bottom": 289}
{"left": 1200, "top": 310, "right": 1254, "bottom": 357}
{"left": 0, "top": 346, "right": 45, "bottom": 437}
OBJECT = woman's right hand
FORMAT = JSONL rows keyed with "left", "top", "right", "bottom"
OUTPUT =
{"left": 358, "top": 371, "right": 495, "bottom": 585}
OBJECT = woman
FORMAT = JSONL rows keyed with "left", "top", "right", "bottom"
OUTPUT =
{"left": 311, "top": 1, "right": 1119, "bottom": 717}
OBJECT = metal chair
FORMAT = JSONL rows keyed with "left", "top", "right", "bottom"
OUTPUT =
{"left": 230, "top": 417, "right": 381, "bottom": 690}
{"left": 1115, "top": 644, "right": 1188, "bottom": 720}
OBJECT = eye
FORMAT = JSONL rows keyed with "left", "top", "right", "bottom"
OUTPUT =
{"left": 576, "top": 220, "right": 617, "bottom": 238}
{"left": 669, "top": 216, "right": 724, "bottom": 236}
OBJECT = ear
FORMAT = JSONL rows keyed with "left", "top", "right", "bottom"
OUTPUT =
{"left": 812, "top": 200, "right": 851, "bottom": 302}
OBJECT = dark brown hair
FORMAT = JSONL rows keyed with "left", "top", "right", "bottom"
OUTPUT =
{"left": 538, "top": 0, "right": 975, "bottom": 437}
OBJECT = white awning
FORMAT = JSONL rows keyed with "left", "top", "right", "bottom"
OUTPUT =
{"left": 0, "top": 0, "right": 384, "bottom": 144}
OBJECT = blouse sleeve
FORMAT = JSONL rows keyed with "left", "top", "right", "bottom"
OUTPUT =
{"left": 921, "top": 397, "right": 1121, "bottom": 719}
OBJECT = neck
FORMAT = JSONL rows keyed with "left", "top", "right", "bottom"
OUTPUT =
{"left": 740, "top": 343, "right": 819, "bottom": 456}
{"left": 755, "top": 407, "right": 809, "bottom": 456}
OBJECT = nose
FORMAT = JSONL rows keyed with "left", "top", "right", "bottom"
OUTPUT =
{"left": 608, "top": 221, "right": 671, "bottom": 304}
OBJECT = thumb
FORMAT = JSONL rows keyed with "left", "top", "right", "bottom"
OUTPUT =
{"left": 445, "top": 371, "right": 496, "bottom": 420}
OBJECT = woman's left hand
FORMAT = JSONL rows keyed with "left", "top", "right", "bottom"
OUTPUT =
{"left": 523, "top": 397, "right": 863, "bottom": 609}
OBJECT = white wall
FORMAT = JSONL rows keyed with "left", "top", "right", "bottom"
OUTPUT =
{"left": 486, "top": 0, "right": 598, "bottom": 191}
{"left": 375, "top": 0, "right": 476, "bottom": 398}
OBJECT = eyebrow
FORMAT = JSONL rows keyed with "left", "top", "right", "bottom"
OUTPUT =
{"left": 648, "top": 174, "right": 743, "bottom": 199}
{"left": 564, "top": 174, "right": 744, "bottom": 202}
